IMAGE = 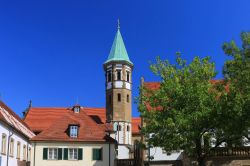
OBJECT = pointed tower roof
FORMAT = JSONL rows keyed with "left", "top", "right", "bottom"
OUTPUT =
{"left": 105, "top": 24, "right": 133, "bottom": 65}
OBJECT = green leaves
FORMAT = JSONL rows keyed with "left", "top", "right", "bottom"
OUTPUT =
{"left": 139, "top": 53, "right": 218, "bottom": 158}
{"left": 138, "top": 33, "right": 250, "bottom": 165}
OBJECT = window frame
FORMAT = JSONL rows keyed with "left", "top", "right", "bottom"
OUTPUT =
{"left": 92, "top": 148, "right": 103, "bottom": 161}
{"left": 17, "top": 141, "right": 21, "bottom": 159}
{"left": 116, "top": 70, "right": 121, "bottom": 80}
{"left": 127, "top": 125, "right": 130, "bottom": 131}
{"left": 48, "top": 148, "right": 58, "bottom": 160}
{"left": 118, "top": 93, "right": 121, "bottom": 102}
{"left": 107, "top": 71, "right": 112, "bottom": 82}
{"left": 127, "top": 94, "right": 129, "bottom": 103}
{"left": 68, "top": 148, "right": 78, "bottom": 160}
{"left": 28, "top": 147, "right": 31, "bottom": 161}
{"left": 9, "top": 138, "right": 14, "bottom": 157}
{"left": 23, "top": 145, "right": 27, "bottom": 161}
{"left": 126, "top": 71, "right": 130, "bottom": 82}
{"left": 73, "top": 107, "right": 80, "bottom": 113}
{"left": 70, "top": 125, "right": 79, "bottom": 138}
{"left": 117, "top": 125, "right": 121, "bottom": 131}
{"left": 1, "top": 134, "right": 6, "bottom": 154}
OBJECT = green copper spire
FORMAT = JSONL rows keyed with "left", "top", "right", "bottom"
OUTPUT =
{"left": 105, "top": 21, "right": 133, "bottom": 65}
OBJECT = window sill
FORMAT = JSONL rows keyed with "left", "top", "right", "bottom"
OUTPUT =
{"left": 1, "top": 152, "right": 6, "bottom": 155}
{"left": 9, "top": 155, "right": 14, "bottom": 158}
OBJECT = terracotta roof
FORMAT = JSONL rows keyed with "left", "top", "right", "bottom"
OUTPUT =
{"left": 31, "top": 108, "right": 115, "bottom": 142}
{"left": 132, "top": 117, "right": 141, "bottom": 135}
{"left": 25, "top": 106, "right": 141, "bottom": 135}
{"left": 144, "top": 80, "right": 227, "bottom": 91}
{"left": 85, "top": 107, "right": 106, "bottom": 124}
{"left": 143, "top": 82, "right": 161, "bottom": 90}
{"left": 24, "top": 107, "right": 69, "bottom": 132}
{"left": 0, "top": 100, "right": 35, "bottom": 138}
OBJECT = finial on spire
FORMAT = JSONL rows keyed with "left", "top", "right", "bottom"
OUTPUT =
{"left": 117, "top": 19, "right": 120, "bottom": 30}
{"left": 28, "top": 100, "right": 32, "bottom": 108}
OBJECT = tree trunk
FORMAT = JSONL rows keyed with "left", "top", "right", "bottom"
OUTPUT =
{"left": 197, "top": 156, "right": 205, "bottom": 166}
{"left": 196, "top": 139, "right": 205, "bottom": 166}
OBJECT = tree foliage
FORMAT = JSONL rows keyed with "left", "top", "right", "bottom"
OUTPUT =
{"left": 139, "top": 54, "right": 219, "bottom": 164}
{"left": 139, "top": 32, "right": 250, "bottom": 165}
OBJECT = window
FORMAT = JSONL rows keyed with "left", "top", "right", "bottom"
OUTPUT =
{"left": 117, "top": 125, "right": 121, "bottom": 131}
{"left": 117, "top": 70, "right": 121, "bottom": 80}
{"left": 126, "top": 71, "right": 130, "bottom": 82}
{"left": 107, "top": 71, "right": 112, "bottom": 82}
{"left": 9, "top": 138, "right": 14, "bottom": 156}
{"left": 48, "top": 148, "right": 58, "bottom": 160}
{"left": 73, "top": 106, "right": 80, "bottom": 113}
{"left": 17, "top": 142, "right": 21, "bottom": 159}
{"left": 70, "top": 125, "right": 78, "bottom": 138}
{"left": 127, "top": 94, "right": 129, "bottom": 103}
{"left": 127, "top": 125, "right": 130, "bottom": 131}
{"left": 1, "top": 134, "right": 6, "bottom": 154}
{"left": 118, "top": 93, "right": 121, "bottom": 102}
{"left": 23, "top": 145, "right": 27, "bottom": 161}
{"left": 69, "top": 148, "right": 78, "bottom": 160}
{"left": 93, "top": 148, "right": 103, "bottom": 160}
{"left": 28, "top": 147, "right": 31, "bottom": 161}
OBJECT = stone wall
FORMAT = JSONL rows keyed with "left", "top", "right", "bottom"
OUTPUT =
{"left": 204, "top": 157, "right": 250, "bottom": 166}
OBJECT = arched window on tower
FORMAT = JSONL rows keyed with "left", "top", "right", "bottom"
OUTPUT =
{"left": 127, "top": 125, "right": 130, "bottom": 131}
{"left": 126, "top": 71, "right": 130, "bottom": 82}
{"left": 107, "top": 71, "right": 112, "bottom": 82}
{"left": 117, "top": 70, "right": 121, "bottom": 80}
{"left": 118, "top": 93, "right": 121, "bottom": 102}
{"left": 127, "top": 94, "right": 129, "bottom": 103}
{"left": 117, "top": 125, "right": 121, "bottom": 131}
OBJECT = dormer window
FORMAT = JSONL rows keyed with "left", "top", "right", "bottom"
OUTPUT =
{"left": 73, "top": 106, "right": 80, "bottom": 113}
{"left": 70, "top": 125, "right": 78, "bottom": 138}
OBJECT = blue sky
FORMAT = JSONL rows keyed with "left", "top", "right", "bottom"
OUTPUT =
{"left": 0, "top": 0, "right": 250, "bottom": 118}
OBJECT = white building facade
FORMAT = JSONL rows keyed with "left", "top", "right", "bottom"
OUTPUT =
{"left": 0, "top": 101, "right": 35, "bottom": 166}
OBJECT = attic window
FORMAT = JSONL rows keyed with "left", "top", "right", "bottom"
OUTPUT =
{"left": 70, "top": 125, "right": 78, "bottom": 138}
{"left": 73, "top": 106, "right": 80, "bottom": 113}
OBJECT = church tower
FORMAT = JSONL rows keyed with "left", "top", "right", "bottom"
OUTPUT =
{"left": 104, "top": 21, "right": 133, "bottom": 150}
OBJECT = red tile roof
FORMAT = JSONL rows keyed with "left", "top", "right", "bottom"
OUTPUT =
{"left": 132, "top": 117, "right": 141, "bottom": 135}
{"left": 143, "top": 82, "right": 161, "bottom": 90}
{"left": 31, "top": 109, "right": 114, "bottom": 142}
{"left": 24, "top": 106, "right": 141, "bottom": 139}
{"left": 24, "top": 107, "right": 69, "bottom": 132}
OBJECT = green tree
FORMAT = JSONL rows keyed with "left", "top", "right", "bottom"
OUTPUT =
{"left": 139, "top": 54, "right": 219, "bottom": 165}
{"left": 218, "top": 32, "right": 250, "bottom": 144}
{"left": 138, "top": 33, "right": 250, "bottom": 166}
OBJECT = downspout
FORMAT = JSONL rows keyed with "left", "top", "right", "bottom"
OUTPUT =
{"left": 6, "top": 130, "right": 13, "bottom": 166}
{"left": 109, "top": 140, "right": 111, "bottom": 166}
{"left": 33, "top": 143, "right": 36, "bottom": 166}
